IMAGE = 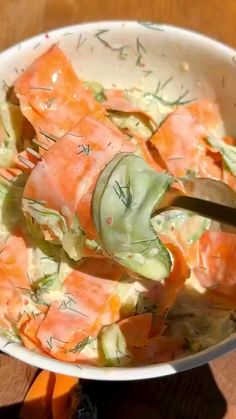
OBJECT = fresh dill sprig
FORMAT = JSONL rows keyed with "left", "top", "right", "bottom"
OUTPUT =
{"left": 33, "top": 42, "right": 41, "bottom": 50}
{"left": 95, "top": 30, "right": 129, "bottom": 60}
{"left": 46, "top": 336, "right": 68, "bottom": 349}
{"left": 2, "top": 79, "right": 10, "bottom": 90}
{"left": 139, "top": 22, "right": 165, "bottom": 32}
{"left": 29, "top": 86, "right": 53, "bottom": 91}
{"left": 77, "top": 144, "right": 91, "bottom": 156}
{"left": 136, "top": 37, "right": 147, "bottom": 66}
{"left": 76, "top": 33, "right": 87, "bottom": 50}
{"left": 113, "top": 179, "right": 132, "bottom": 209}
{"left": 68, "top": 336, "right": 94, "bottom": 353}
{"left": 58, "top": 296, "right": 88, "bottom": 317}
{"left": 144, "top": 89, "right": 195, "bottom": 106}
{"left": 143, "top": 70, "right": 153, "bottom": 77}
{"left": 161, "top": 76, "right": 174, "bottom": 90}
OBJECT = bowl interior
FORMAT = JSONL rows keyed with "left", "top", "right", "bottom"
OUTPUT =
{"left": 1, "top": 21, "right": 236, "bottom": 380}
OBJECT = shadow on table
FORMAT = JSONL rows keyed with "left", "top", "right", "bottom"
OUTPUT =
{"left": 0, "top": 402, "right": 22, "bottom": 419}
{"left": 81, "top": 364, "right": 227, "bottom": 419}
{"left": 0, "top": 364, "right": 227, "bottom": 419}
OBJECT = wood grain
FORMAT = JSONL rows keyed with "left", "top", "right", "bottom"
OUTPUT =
{"left": 0, "top": 354, "right": 36, "bottom": 406}
{"left": 1, "top": 0, "right": 236, "bottom": 51}
{"left": 1, "top": 0, "right": 236, "bottom": 417}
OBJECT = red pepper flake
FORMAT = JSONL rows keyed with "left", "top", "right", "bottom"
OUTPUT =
{"left": 106, "top": 217, "right": 113, "bottom": 225}
{"left": 45, "top": 33, "right": 50, "bottom": 39}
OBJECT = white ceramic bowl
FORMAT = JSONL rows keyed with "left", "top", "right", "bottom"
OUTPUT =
{"left": 1, "top": 21, "right": 236, "bottom": 381}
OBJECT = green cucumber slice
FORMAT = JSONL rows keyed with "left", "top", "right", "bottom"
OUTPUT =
{"left": 92, "top": 153, "right": 173, "bottom": 281}
{"left": 100, "top": 324, "right": 132, "bottom": 367}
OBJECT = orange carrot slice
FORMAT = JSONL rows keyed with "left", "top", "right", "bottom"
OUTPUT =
{"left": 20, "top": 370, "right": 56, "bottom": 419}
{"left": 0, "top": 232, "right": 31, "bottom": 328}
{"left": 119, "top": 313, "right": 153, "bottom": 347}
{"left": 150, "top": 100, "right": 222, "bottom": 178}
{"left": 36, "top": 266, "right": 121, "bottom": 362}
{"left": 130, "top": 335, "right": 185, "bottom": 365}
{"left": 23, "top": 115, "right": 134, "bottom": 237}
{"left": 15, "top": 45, "right": 106, "bottom": 145}
{"left": 194, "top": 231, "right": 236, "bottom": 300}
{"left": 103, "top": 89, "right": 157, "bottom": 128}
{"left": 52, "top": 374, "right": 78, "bottom": 419}
{"left": 123, "top": 128, "right": 164, "bottom": 172}
{"left": 150, "top": 243, "right": 190, "bottom": 336}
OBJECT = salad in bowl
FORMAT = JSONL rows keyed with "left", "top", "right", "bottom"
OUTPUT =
{"left": 0, "top": 22, "right": 236, "bottom": 380}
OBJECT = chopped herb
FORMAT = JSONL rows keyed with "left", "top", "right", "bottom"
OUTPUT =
{"left": 136, "top": 37, "right": 147, "bottom": 66}
{"left": 77, "top": 144, "right": 91, "bottom": 156}
{"left": 68, "top": 336, "right": 94, "bottom": 353}
{"left": 143, "top": 301, "right": 158, "bottom": 314}
{"left": 118, "top": 46, "right": 128, "bottom": 60}
{"left": 116, "top": 349, "right": 121, "bottom": 364}
{"left": 65, "top": 294, "right": 77, "bottom": 304}
{"left": 221, "top": 76, "right": 225, "bottom": 88}
{"left": 45, "top": 97, "right": 55, "bottom": 108}
{"left": 144, "top": 89, "right": 194, "bottom": 106}
{"left": 2, "top": 80, "right": 9, "bottom": 90}
{"left": 95, "top": 30, "right": 129, "bottom": 60}
{"left": 14, "top": 67, "right": 19, "bottom": 74}
{"left": 139, "top": 22, "right": 165, "bottom": 32}
{"left": 143, "top": 70, "right": 153, "bottom": 77}
{"left": 161, "top": 76, "right": 173, "bottom": 90}
{"left": 155, "top": 81, "right": 161, "bottom": 95}
{"left": 46, "top": 336, "right": 68, "bottom": 349}
{"left": 130, "top": 237, "right": 156, "bottom": 244}
{"left": 76, "top": 33, "right": 87, "bottom": 50}
{"left": 23, "top": 196, "right": 46, "bottom": 205}
{"left": 168, "top": 156, "right": 184, "bottom": 160}
{"left": 29, "top": 86, "right": 53, "bottom": 91}
{"left": 33, "top": 42, "right": 41, "bottom": 49}
{"left": 3, "top": 341, "right": 15, "bottom": 349}
{"left": 107, "top": 141, "right": 112, "bottom": 147}
{"left": 68, "top": 132, "right": 84, "bottom": 138}
{"left": 59, "top": 296, "right": 87, "bottom": 317}
{"left": 63, "top": 32, "right": 73, "bottom": 36}
{"left": 113, "top": 179, "right": 132, "bottom": 209}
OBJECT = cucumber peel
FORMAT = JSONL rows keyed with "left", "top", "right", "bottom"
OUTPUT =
{"left": 100, "top": 324, "right": 132, "bottom": 367}
{"left": 92, "top": 153, "right": 173, "bottom": 281}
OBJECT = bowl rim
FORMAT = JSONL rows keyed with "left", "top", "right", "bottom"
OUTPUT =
{"left": 1, "top": 20, "right": 236, "bottom": 381}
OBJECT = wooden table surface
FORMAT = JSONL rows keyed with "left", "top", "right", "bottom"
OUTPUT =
{"left": 1, "top": 0, "right": 236, "bottom": 418}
